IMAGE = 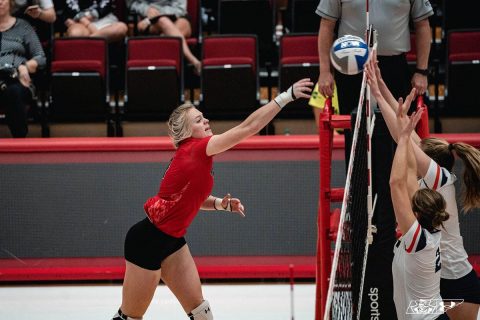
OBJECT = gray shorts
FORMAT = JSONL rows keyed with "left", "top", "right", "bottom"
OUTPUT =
{"left": 91, "top": 13, "right": 119, "bottom": 30}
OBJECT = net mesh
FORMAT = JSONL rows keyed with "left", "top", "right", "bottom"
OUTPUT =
{"left": 329, "top": 97, "right": 369, "bottom": 320}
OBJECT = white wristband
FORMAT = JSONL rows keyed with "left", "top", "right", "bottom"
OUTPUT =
{"left": 214, "top": 198, "right": 232, "bottom": 211}
{"left": 274, "top": 85, "right": 295, "bottom": 109}
{"left": 214, "top": 198, "right": 221, "bottom": 210}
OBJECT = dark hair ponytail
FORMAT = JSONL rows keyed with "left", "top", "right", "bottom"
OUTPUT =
{"left": 450, "top": 142, "right": 480, "bottom": 212}
{"left": 412, "top": 189, "right": 449, "bottom": 232}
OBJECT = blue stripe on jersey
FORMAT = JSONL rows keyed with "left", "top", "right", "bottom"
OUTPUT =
{"left": 415, "top": 229, "right": 427, "bottom": 252}
{"left": 440, "top": 168, "right": 448, "bottom": 188}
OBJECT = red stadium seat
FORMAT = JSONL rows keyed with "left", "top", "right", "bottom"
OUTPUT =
{"left": 120, "top": 36, "right": 184, "bottom": 131}
{"left": 200, "top": 35, "right": 259, "bottom": 118}
{"left": 49, "top": 37, "right": 114, "bottom": 136}
{"left": 278, "top": 33, "right": 318, "bottom": 118}
{"left": 445, "top": 29, "right": 480, "bottom": 116}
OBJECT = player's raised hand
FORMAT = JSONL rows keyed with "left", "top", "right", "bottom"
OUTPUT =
{"left": 396, "top": 88, "right": 422, "bottom": 138}
{"left": 365, "top": 51, "right": 381, "bottom": 97}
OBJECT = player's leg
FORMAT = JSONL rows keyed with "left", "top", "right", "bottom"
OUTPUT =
{"left": 161, "top": 244, "right": 212, "bottom": 319}
{"left": 446, "top": 303, "right": 479, "bottom": 320}
{"left": 116, "top": 261, "right": 162, "bottom": 319}
{"left": 112, "top": 218, "right": 168, "bottom": 319}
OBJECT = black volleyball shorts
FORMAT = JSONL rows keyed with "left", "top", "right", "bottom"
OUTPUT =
{"left": 440, "top": 269, "right": 480, "bottom": 304}
{"left": 124, "top": 218, "right": 186, "bottom": 270}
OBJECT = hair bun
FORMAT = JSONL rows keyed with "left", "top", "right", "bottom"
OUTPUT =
{"left": 433, "top": 210, "right": 449, "bottom": 228}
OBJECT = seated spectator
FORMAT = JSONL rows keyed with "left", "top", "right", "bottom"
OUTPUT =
{"left": 61, "top": 0, "right": 127, "bottom": 43}
{"left": 15, "top": 0, "right": 56, "bottom": 23}
{"left": 128, "top": 0, "right": 201, "bottom": 74}
{"left": 0, "top": 0, "right": 46, "bottom": 138}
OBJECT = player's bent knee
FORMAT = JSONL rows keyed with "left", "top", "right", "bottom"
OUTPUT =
{"left": 188, "top": 300, "right": 213, "bottom": 320}
{"left": 112, "top": 308, "right": 142, "bottom": 320}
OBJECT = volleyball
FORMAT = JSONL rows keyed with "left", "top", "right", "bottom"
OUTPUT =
{"left": 330, "top": 35, "right": 369, "bottom": 75}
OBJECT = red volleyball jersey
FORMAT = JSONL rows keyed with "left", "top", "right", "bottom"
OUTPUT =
{"left": 144, "top": 136, "right": 214, "bottom": 237}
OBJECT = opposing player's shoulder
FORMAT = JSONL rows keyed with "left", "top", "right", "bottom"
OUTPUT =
{"left": 420, "top": 159, "right": 455, "bottom": 190}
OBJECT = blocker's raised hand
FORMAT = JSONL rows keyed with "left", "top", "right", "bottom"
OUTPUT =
{"left": 396, "top": 88, "right": 422, "bottom": 138}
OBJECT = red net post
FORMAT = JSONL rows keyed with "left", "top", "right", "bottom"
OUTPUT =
{"left": 316, "top": 98, "right": 334, "bottom": 319}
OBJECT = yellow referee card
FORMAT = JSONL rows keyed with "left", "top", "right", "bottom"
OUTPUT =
{"left": 309, "top": 83, "right": 340, "bottom": 114}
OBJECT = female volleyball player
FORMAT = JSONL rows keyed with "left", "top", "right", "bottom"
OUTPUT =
{"left": 389, "top": 100, "right": 449, "bottom": 320}
{"left": 366, "top": 53, "right": 480, "bottom": 319}
{"left": 111, "top": 78, "right": 313, "bottom": 320}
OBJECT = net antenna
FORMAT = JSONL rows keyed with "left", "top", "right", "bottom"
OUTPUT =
{"left": 323, "top": 24, "right": 378, "bottom": 320}
{"left": 356, "top": 25, "right": 378, "bottom": 319}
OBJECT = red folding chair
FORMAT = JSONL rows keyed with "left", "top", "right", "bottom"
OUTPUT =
{"left": 122, "top": 36, "right": 184, "bottom": 129}
{"left": 445, "top": 29, "right": 480, "bottom": 116}
{"left": 201, "top": 35, "right": 259, "bottom": 118}
{"left": 278, "top": 33, "right": 318, "bottom": 118}
{"left": 49, "top": 37, "right": 114, "bottom": 136}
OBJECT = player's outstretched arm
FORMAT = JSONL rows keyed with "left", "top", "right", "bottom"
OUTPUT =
{"left": 365, "top": 55, "right": 432, "bottom": 177}
{"left": 367, "top": 50, "right": 422, "bottom": 145}
{"left": 390, "top": 101, "right": 423, "bottom": 234}
{"left": 206, "top": 78, "right": 313, "bottom": 156}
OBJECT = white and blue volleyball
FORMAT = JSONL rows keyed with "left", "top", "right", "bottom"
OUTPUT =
{"left": 330, "top": 35, "right": 369, "bottom": 75}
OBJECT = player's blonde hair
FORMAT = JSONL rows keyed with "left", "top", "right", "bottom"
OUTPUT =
{"left": 412, "top": 188, "right": 449, "bottom": 232}
{"left": 167, "top": 103, "right": 195, "bottom": 148}
{"left": 421, "top": 137, "right": 480, "bottom": 212}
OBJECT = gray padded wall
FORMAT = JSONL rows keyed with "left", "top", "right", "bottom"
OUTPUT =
{"left": 2, "top": 152, "right": 477, "bottom": 260}
{"left": 0, "top": 156, "right": 338, "bottom": 259}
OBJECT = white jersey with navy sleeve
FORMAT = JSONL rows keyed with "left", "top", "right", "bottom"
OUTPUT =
{"left": 419, "top": 159, "right": 472, "bottom": 279}
{"left": 392, "top": 220, "right": 442, "bottom": 320}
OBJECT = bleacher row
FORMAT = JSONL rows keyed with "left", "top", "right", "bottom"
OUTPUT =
{"left": 1, "top": 0, "right": 480, "bottom": 137}
{"left": 13, "top": 33, "right": 319, "bottom": 137}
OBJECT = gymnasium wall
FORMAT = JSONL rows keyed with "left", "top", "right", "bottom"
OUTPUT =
{"left": 0, "top": 136, "right": 345, "bottom": 260}
{"left": 1, "top": 134, "right": 479, "bottom": 281}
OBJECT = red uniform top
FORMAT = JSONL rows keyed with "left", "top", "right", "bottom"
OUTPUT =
{"left": 144, "top": 136, "right": 214, "bottom": 237}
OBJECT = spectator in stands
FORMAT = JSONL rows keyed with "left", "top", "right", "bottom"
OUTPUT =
{"left": 128, "top": 0, "right": 201, "bottom": 75}
{"left": 388, "top": 93, "right": 448, "bottom": 320}
{"left": 15, "top": 0, "right": 56, "bottom": 23}
{"left": 111, "top": 78, "right": 313, "bottom": 320}
{"left": 61, "top": 0, "right": 127, "bottom": 43}
{"left": 366, "top": 53, "right": 480, "bottom": 320}
{"left": 0, "top": 0, "right": 46, "bottom": 138}
{"left": 314, "top": 0, "right": 433, "bottom": 122}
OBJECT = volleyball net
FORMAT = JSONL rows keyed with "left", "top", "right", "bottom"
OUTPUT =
{"left": 315, "top": 25, "right": 434, "bottom": 318}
